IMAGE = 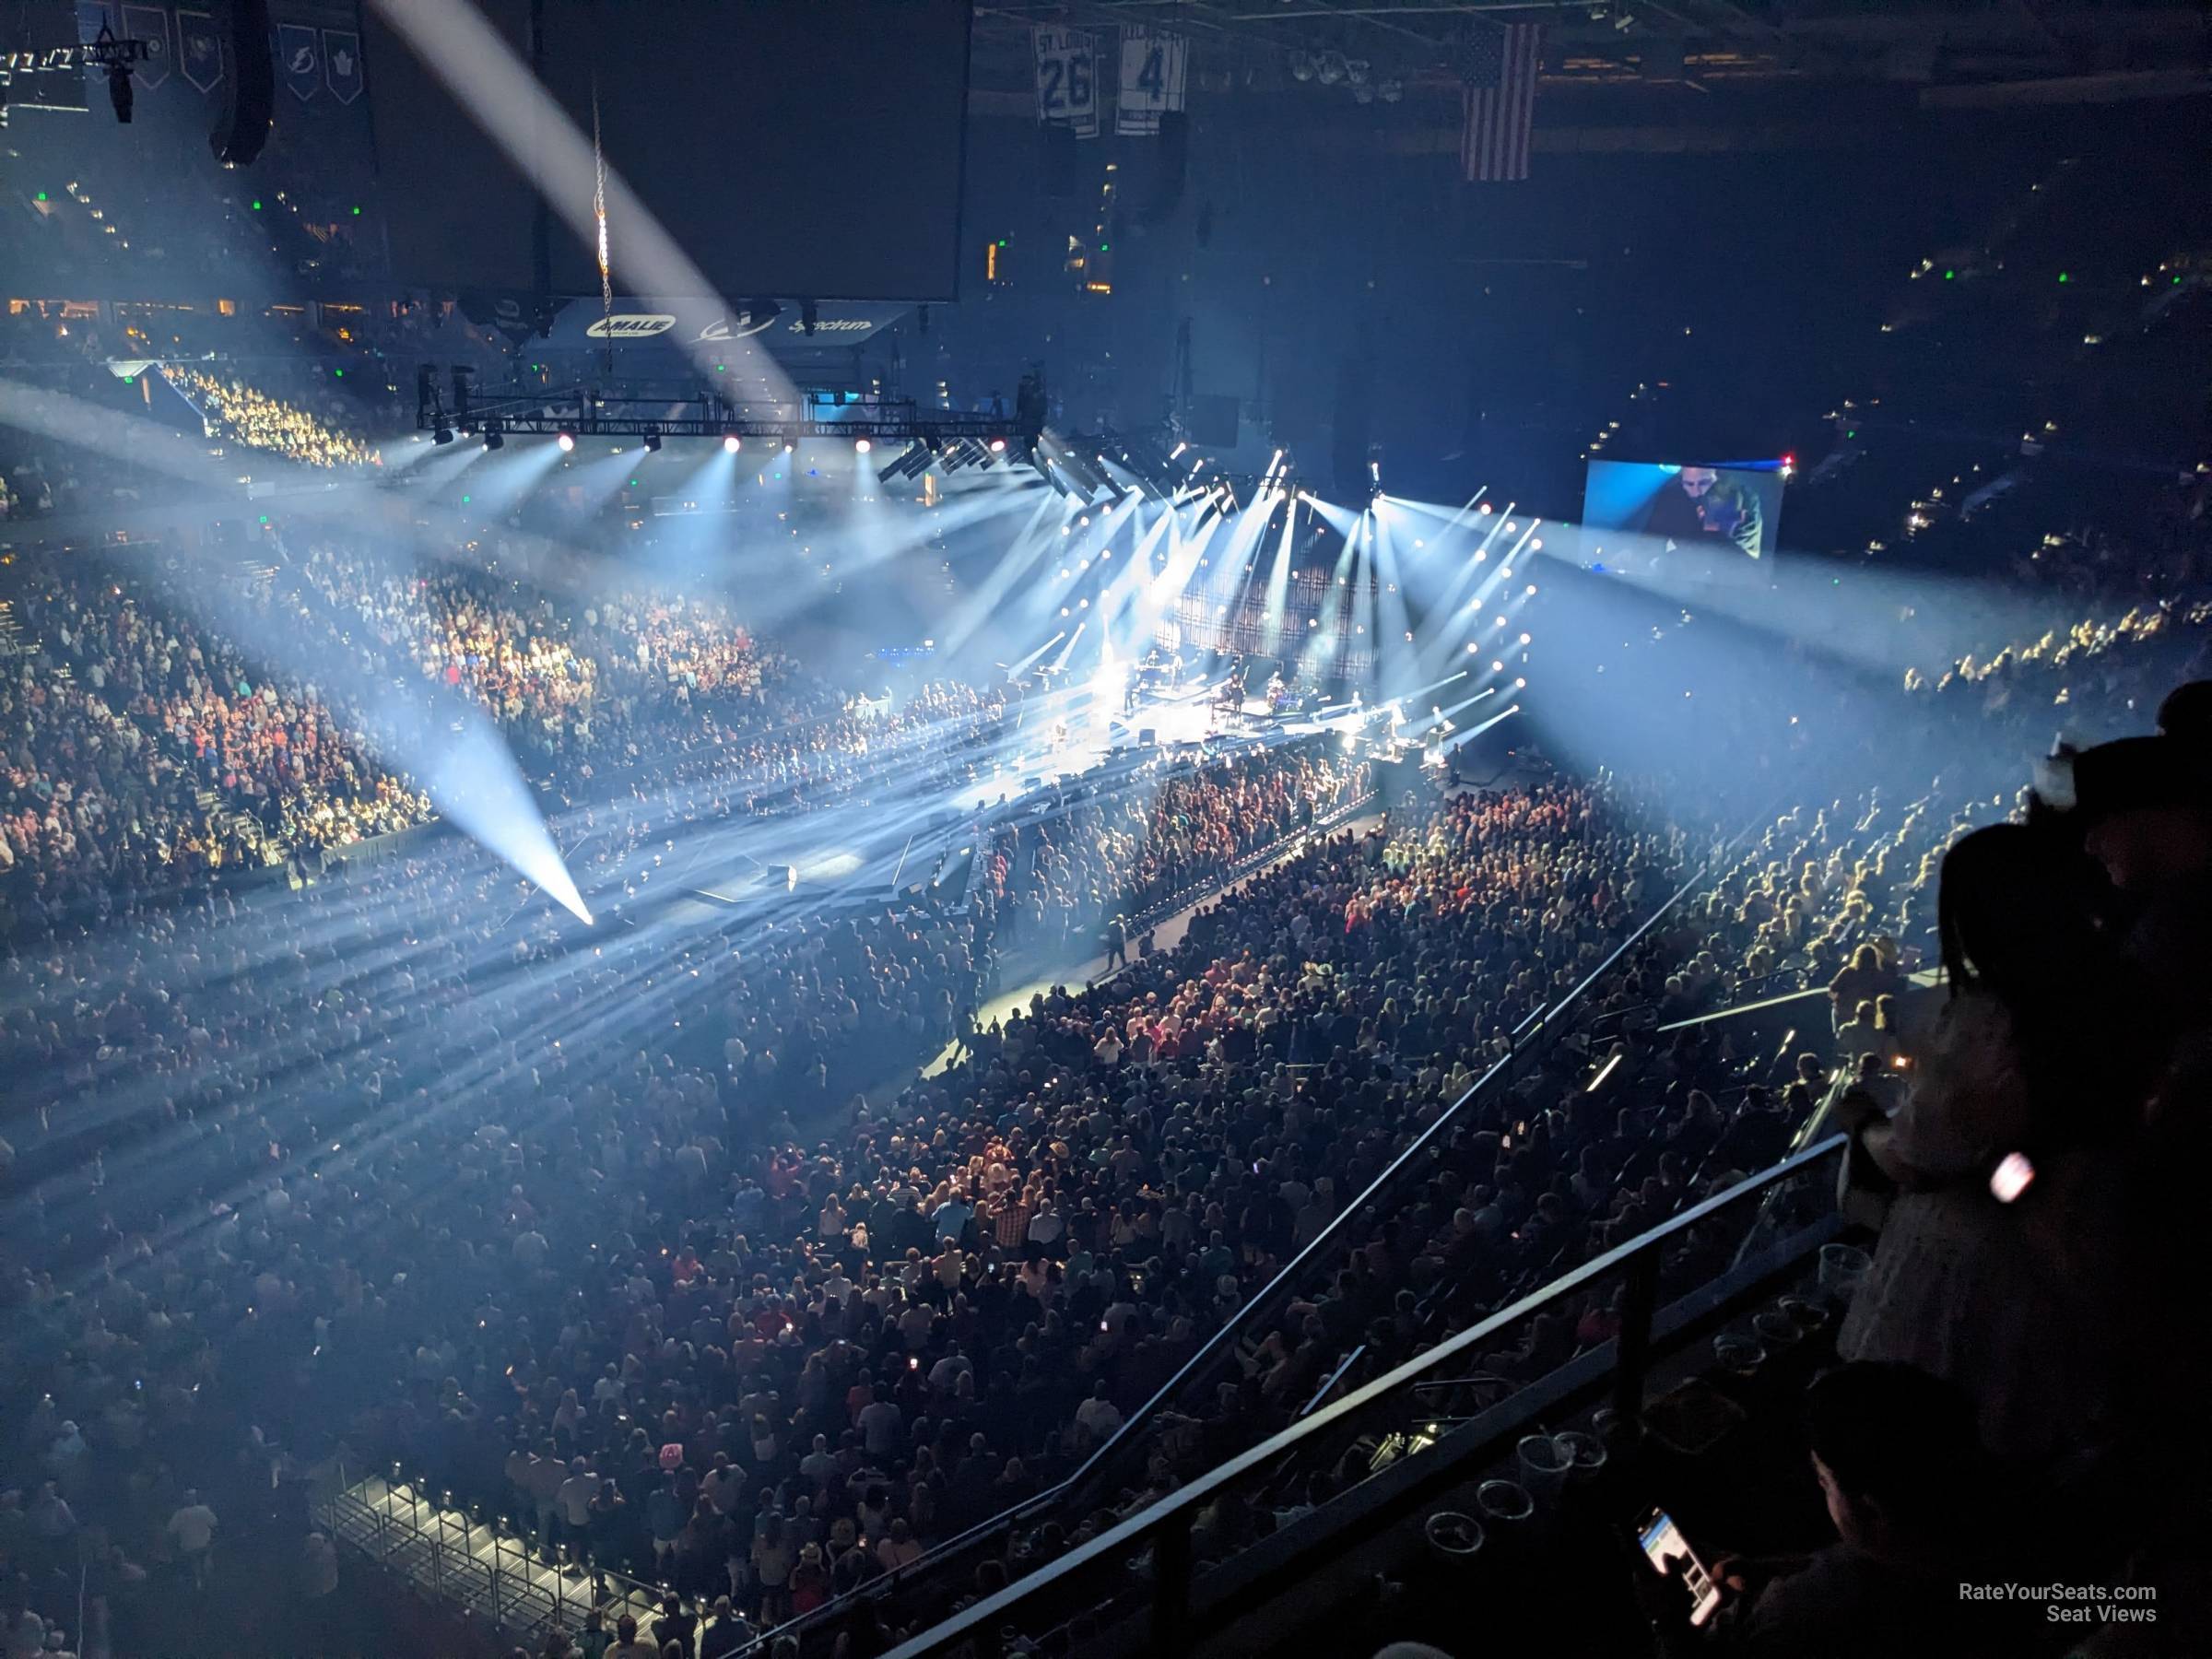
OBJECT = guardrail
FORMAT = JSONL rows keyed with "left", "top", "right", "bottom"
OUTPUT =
{"left": 731, "top": 834, "right": 1745, "bottom": 1658}
{"left": 1083, "top": 784, "right": 1380, "bottom": 989}
{"left": 318, "top": 1472, "right": 667, "bottom": 1651}
{"left": 882, "top": 1132, "right": 1851, "bottom": 1658}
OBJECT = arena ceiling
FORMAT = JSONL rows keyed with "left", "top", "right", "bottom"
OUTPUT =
{"left": 964, "top": 0, "right": 2211, "bottom": 112}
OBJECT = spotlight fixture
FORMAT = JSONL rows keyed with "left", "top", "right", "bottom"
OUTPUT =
{"left": 877, "top": 442, "right": 928, "bottom": 484}
{"left": 642, "top": 428, "right": 662, "bottom": 453}
{"left": 1346, "top": 57, "right": 1371, "bottom": 87}
{"left": 723, "top": 434, "right": 742, "bottom": 453}
{"left": 989, "top": 437, "right": 1007, "bottom": 453}
{"left": 556, "top": 430, "right": 576, "bottom": 453}
{"left": 782, "top": 437, "right": 795, "bottom": 453}
{"left": 1289, "top": 50, "right": 1315, "bottom": 81}
{"left": 1379, "top": 77, "right": 1405, "bottom": 103}
{"left": 481, "top": 424, "right": 504, "bottom": 452}
{"left": 432, "top": 424, "right": 454, "bottom": 446}
{"left": 1317, "top": 50, "right": 1347, "bottom": 85}
{"left": 854, "top": 438, "right": 872, "bottom": 454}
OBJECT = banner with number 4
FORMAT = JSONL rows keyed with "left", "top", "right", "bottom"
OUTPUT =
{"left": 1117, "top": 26, "right": 1187, "bottom": 135}
{"left": 1032, "top": 26, "right": 1099, "bottom": 139}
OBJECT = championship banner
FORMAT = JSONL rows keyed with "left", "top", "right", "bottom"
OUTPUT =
{"left": 73, "top": 2, "right": 106, "bottom": 86}
{"left": 322, "top": 27, "right": 361, "bottom": 104}
{"left": 120, "top": 4, "right": 171, "bottom": 88}
{"left": 276, "top": 21, "right": 318, "bottom": 102}
{"left": 1116, "top": 26, "right": 1187, "bottom": 136}
{"left": 1031, "top": 25, "right": 1099, "bottom": 139}
{"left": 177, "top": 9, "right": 221, "bottom": 94}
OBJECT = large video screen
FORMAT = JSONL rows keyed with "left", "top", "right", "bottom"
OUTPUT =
{"left": 1581, "top": 460, "right": 1785, "bottom": 562}
{"left": 362, "top": 0, "right": 972, "bottom": 302}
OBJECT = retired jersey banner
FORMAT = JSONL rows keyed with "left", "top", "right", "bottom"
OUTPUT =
{"left": 74, "top": 2, "right": 107, "bottom": 86}
{"left": 277, "top": 21, "right": 318, "bottom": 102}
{"left": 1116, "top": 26, "right": 1186, "bottom": 135}
{"left": 177, "top": 9, "right": 221, "bottom": 93}
{"left": 120, "top": 4, "right": 171, "bottom": 88}
{"left": 1031, "top": 26, "right": 1099, "bottom": 139}
{"left": 323, "top": 27, "right": 361, "bottom": 104}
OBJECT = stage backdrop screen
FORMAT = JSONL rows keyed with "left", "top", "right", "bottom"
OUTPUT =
{"left": 361, "top": 0, "right": 972, "bottom": 302}
{"left": 1581, "top": 460, "right": 1785, "bottom": 562}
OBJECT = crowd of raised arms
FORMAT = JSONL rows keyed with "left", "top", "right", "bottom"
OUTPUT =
{"left": 3, "top": 488, "right": 2208, "bottom": 1658}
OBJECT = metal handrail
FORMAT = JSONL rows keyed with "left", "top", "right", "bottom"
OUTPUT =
{"left": 882, "top": 1132, "right": 1851, "bottom": 1658}
{"left": 318, "top": 1474, "right": 667, "bottom": 1647}
{"left": 732, "top": 841, "right": 1746, "bottom": 1657}
{"left": 1084, "top": 784, "right": 1380, "bottom": 988}
{"left": 1070, "top": 856, "right": 1724, "bottom": 1481}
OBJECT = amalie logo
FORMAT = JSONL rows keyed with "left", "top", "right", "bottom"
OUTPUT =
{"left": 584, "top": 313, "right": 677, "bottom": 339}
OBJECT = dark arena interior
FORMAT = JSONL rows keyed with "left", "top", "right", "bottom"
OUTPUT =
{"left": 3, "top": 2, "right": 2211, "bottom": 1655}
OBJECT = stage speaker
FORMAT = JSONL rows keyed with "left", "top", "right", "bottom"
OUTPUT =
{"left": 1041, "top": 122, "right": 1079, "bottom": 198}
{"left": 208, "top": 0, "right": 274, "bottom": 167}
{"left": 1187, "top": 392, "right": 1239, "bottom": 449}
{"left": 1138, "top": 728, "right": 1158, "bottom": 746}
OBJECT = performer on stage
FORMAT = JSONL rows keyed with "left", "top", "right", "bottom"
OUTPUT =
{"left": 1218, "top": 655, "right": 1248, "bottom": 709}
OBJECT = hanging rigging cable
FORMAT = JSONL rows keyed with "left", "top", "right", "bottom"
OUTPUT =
{"left": 592, "top": 74, "right": 614, "bottom": 375}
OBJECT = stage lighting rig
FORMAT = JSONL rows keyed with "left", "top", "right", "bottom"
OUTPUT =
{"left": 412, "top": 378, "right": 1041, "bottom": 456}
{"left": 450, "top": 366, "right": 476, "bottom": 437}
{"left": 877, "top": 441, "right": 932, "bottom": 484}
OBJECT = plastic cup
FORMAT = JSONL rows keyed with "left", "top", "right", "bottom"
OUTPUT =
{"left": 1713, "top": 1334, "right": 1765, "bottom": 1376}
{"left": 1818, "top": 1242, "right": 1871, "bottom": 1300}
{"left": 1476, "top": 1478, "right": 1534, "bottom": 1525}
{"left": 1515, "top": 1434, "right": 1571, "bottom": 1504}
{"left": 1556, "top": 1430, "right": 1607, "bottom": 1482}
{"left": 1752, "top": 1309, "right": 1801, "bottom": 1347}
{"left": 1424, "top": 1510, "right": 1484, "bottom": 1562}
{"left": 1779, "top": 1295, "right": 1830, "bottom": 1332}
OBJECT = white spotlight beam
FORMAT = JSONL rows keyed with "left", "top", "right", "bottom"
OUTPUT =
{"left": 367, "top": 0, "right": 789, "bottom": 394}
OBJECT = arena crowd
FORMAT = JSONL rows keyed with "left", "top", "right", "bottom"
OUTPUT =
{"left": 2, "top": 494, "right": 2209, "bottom": 1657}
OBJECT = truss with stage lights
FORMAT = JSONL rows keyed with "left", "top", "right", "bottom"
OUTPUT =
{"left": 415, "top": 370, "right": 1037, "bottom": 454}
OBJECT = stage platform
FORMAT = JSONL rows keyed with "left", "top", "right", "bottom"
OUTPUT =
{"left": 582, "top": 679, "right": 1341, "bottom": 931}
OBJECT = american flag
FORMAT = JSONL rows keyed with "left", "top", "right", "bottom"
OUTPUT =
{"left": 1461, "top": 23, "right": 1543, "bottom": 182}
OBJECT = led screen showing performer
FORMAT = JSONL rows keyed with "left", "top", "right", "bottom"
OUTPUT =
{"left": 1582, "top": 459, "right": 1786, "bottom": 561}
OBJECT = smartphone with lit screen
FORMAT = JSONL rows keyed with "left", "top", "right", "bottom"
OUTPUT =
{"left": 1638, "top": 1507, "right": 1723, "bottom": 1628}
{"left": 1989, "top": 1150, "right": 2036, "bottom": 1204}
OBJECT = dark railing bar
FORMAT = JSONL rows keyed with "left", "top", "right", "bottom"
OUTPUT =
{"left": 755, "top": 816, "right": 1759, "bottom": 1656}
{"left": 1072, "top": 845, "right": 1737, "bottom": 1483}
{"left": 1610, "top": 1246, "right": 1662, "bottom": 1439}
{"left": 759, "top": 800, "right": 1783, "bottom": 1657}
{"left": 879, "top": 1133, "right": 1848, "bottom": 1659}
{"left": 1298, "top": 1343, "right": 1368, "bottom": 1419}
